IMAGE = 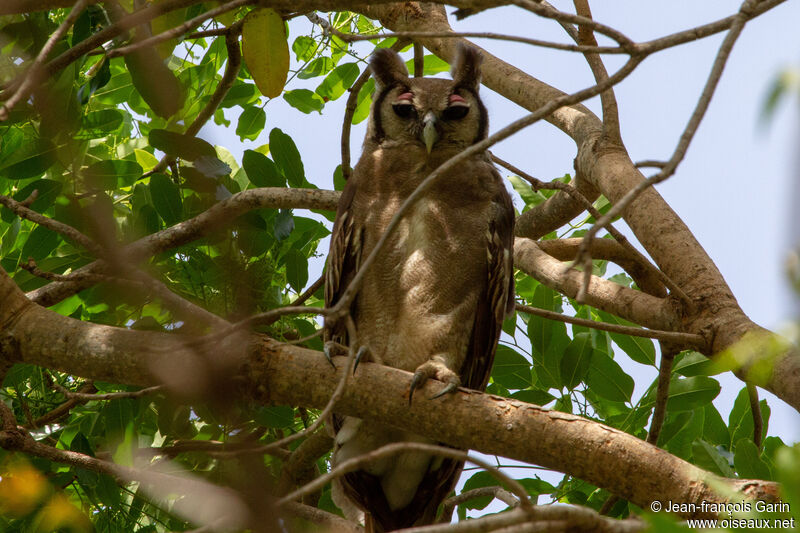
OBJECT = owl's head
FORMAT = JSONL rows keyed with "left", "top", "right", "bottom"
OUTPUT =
{"left": 366, "top": 44, "right": 488, "bottom": 154}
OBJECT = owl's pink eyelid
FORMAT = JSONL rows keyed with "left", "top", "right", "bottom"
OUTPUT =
{"left": 449, "top": 94, "right": 466, "bottom": 103}
{"left": 396, "top": 92, "right": 414, "bottom": 102}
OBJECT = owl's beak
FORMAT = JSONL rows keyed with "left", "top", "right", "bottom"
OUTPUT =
{"left": 421, "top": 111, "right": 439, "bottom": 154}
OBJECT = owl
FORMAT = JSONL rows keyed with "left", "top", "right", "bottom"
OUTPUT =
{"left": 324, "top": 44, "right": 515, "bottom": 531}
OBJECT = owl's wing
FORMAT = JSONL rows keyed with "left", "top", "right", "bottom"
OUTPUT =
{"left": 460, "top": 173, "right": 516, "bottom": 390}
{"left": 324, "top": 177, "right": 362, "bottom": 346}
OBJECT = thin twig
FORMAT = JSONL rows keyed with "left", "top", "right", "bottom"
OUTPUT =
{"left": 0, "top": 194, "right": 104, "bottom": 257}
{"left": 515, "top": 304, "right": 702, "bottom": 346}
{"left": 413, "top": 42, "right": 425, "bottom": 77}
{"left": 512, "top": 0, "right": 635, "bottom": 48}
{"left": 0, "top": 0, "right": 90, "bottom": 120}
{"left": 492, "top": 155, "right": 691, "bottom": 304}
{"left": 27, "top": 382, "right": 98, "bottom": 429}
{"left": 747, "top": 383, "right": 763, "bottom": 448}
{"left": 52, "top": 381, "right": 163, "bottom": 401}
{"left": 571, "top": 0, "right": 754, "bottom": 284}
{"left": 572, "top": 0, "right": 621, "bottom": 143}
{"left": 439, "top": 486, "right": 519, "bottom": 524}
{"left": 340, "top": 39, "right": 409, "bottom": 181}
{"left": 648, "top": 345, "right": 677, "bottom": 446}
{"left": 107, "top": 0, "right": 248, "bottom": 58}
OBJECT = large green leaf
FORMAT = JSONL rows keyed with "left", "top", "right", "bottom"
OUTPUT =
{"left": 149, "top": 129, "right": 216, "bottom": 161}
{"left": 269, "top": 128, "right": 305, "bottom": 186}
{"left": 734, "top": 439, "right": 772, "bottom": 480}
{"left": 560, "top": 333, "right": 593, "bottom": 390}
{"left": 242, "top": 8, "right": 289, "bottom": 98}
{"left": 124, "top": 42, "right": 184, "bottom": 118}
{"left": 149, "top": 173, "right": 182, "bottom": 226}
{"left": 692, "top": 439, "right": 734, "bottom": 477}
{"left": 242, "top": 150, "right": 285, "bottom": 188}
{"left": 284, "top": 248, "right": 309, "bottom": 292}
{"left": 0, "top": 138, "right": 57, "bottom": 179}
{"left": 236, "top": 105, "right": 266, "bottom": 141}
{"left": 283, "top": 89, "right": 325, "bottom": 114}
{"left": 585, "top": 351, "right": 634, "bottom": 402}
{"left": 657, "top": 376, "right": 721, "bottom": 411}
{"left": 84, "top": 160, "right": 143, "bottom": 189}
{"left": 77, "top": 109, "right": 124, "bottom": 139}
{"left": 492, "top": 345, "right": 533, "bottom": 390}
{"left": 316, "top": 62, "right": 359, "bottom": 101}
{"left": 20, "top": 226, "right": 60, "bottom": 261}
{"left": 597, "top": 310, "right": 655, "bottom": 366}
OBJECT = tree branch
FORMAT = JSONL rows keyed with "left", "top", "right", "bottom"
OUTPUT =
{"left": 514, "top": 238, "right": 679, "bottom": 331}
{"left": 0, "top": 270, "right": 781, "bottom": 518}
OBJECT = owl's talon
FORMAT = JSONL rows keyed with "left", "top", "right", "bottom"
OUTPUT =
{"left": 409, "top": 371, "right": 426, "bottom": 406}
{"left": 353, "top": 346, "right": 368, "bottom": 375}
{"left": 323, "top": 341, "right": 342, "bottom": 368}
{"left": 430, "top": 382, "right": 458, "bottom": 399}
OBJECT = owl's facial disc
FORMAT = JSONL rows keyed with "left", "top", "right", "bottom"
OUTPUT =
{"left": 422, "top": 110, "right": 439, "bottom": 154}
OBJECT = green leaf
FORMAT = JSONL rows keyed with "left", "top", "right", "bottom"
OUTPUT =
{"left": 651, "top": 376, "right": 720, "bottom": 412}
{"left": 352, "top": 78, "right": 374, "bottom": 124}
{"left": 728, "top": 387, "right": 770, "bottom": 449}
{"left": 0, "top": 138, "right": 57, "bottom": 179}
{"left": 236, "top": 105, "right": 266, "bottom": 141}
{"left": 21, "top": 226, "right": 60, "bottom": 261}
{"left": 220, "top": 82, "right": 259, "bottom": 108}
{"left": 298, "top": 56, "right": 335, "bottom": 79}
{"left": 274, "top": 209, "right": 294, "bottom": 241}
{"left": 702, "top": 403, "right": 730, "bottom": 446}
{"left": 12, "top": 179, "right": 62, "bottom": 214}
{"left": 597, "top": 311, "right": 655, "bottom": 366}
{"left": 84, "top": 159, "right": 143, "bottom": 189}
{"left": 692, "top": 440, "right": 734, "bottom": 477}
{"left": 585, "top": 351, "right": 634, "bottom": 402}
{"left": 460, "top": 471, "right": 498, "bottom": 510}
{"left": 242, "top": 8, "right": 289, "bottom": 98}
{"left": 404, "top": 54, "right": 450, "bottom": 75}
{"left": 292, "top": 35, "right": 317, "bottom": 61}
{"left": 283, "top": 89, "right": 325, "bottom": 114}
{"left": 242, "top": 150, "right": 285, "bottom": 188}
{"left": 316, "top": 62, "right": 359, "bottom": 101}
{"left": 77, "top": 109, "right": 124, "bottom": 139}
{"left": 285, "top": 248, "right": 309, "bottom": 292}
{"left": 124, "top": 44, "right": 184, "bottom": 118}
{"left": 560, "top": 333, "right": 593, "bottom": 389}
{"left": 149, "top": 129, "right": 216, "bottom": 161}
{"left": 510, "top": 388, "right": 555, "bottom": 406}
{"left": 269, "top": 128, "right": 305, "bottom": 186}
{"left": 255, "top": 405, "right": 295, "bottom": 428}
{"left": 734, "top": 439, "right": 772, "bottom": 480}
{"left": 149, "top": 173, "right": 182, "bottom": 226}
{"left": 491, "top": 345, "right": 533, "bottom": 390}
{"left": 672, "top": 351, "right": 717, "bottom": 376}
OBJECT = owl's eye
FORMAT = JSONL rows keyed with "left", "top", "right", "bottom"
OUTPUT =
{"left": 392, "top": 104, "right": 416, "bottom": 119}
{"left": 442, "top": 105, "right": 469, "bottom": 121}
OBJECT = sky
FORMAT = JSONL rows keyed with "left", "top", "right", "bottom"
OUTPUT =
{"left": 197, "top": 0, "right": 800, "bottom": 492}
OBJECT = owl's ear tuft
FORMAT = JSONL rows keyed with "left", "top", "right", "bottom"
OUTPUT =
{"left": 370, "top": 49, "right": 409, "bottom": 89}
{"left": 451, "top": 44, "right": 483, "bottom": 92}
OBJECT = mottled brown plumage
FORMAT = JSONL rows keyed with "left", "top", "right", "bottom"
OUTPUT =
{"left": 324, "top": 45, "right": 515, "bottom": 531}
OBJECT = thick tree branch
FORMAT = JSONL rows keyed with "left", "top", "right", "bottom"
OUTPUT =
{"left": 0, "top": 270, "right": 780, "bottom": 519}
{"left": 25, "top": 188, "right": 339, "bottom": 306}
{"left": 514, "top": 238, "right": 679, "bottom": 332}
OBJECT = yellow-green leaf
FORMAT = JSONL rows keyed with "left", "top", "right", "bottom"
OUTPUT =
{"left": 242, "top": 8, "right": 289, "bottom": 98}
